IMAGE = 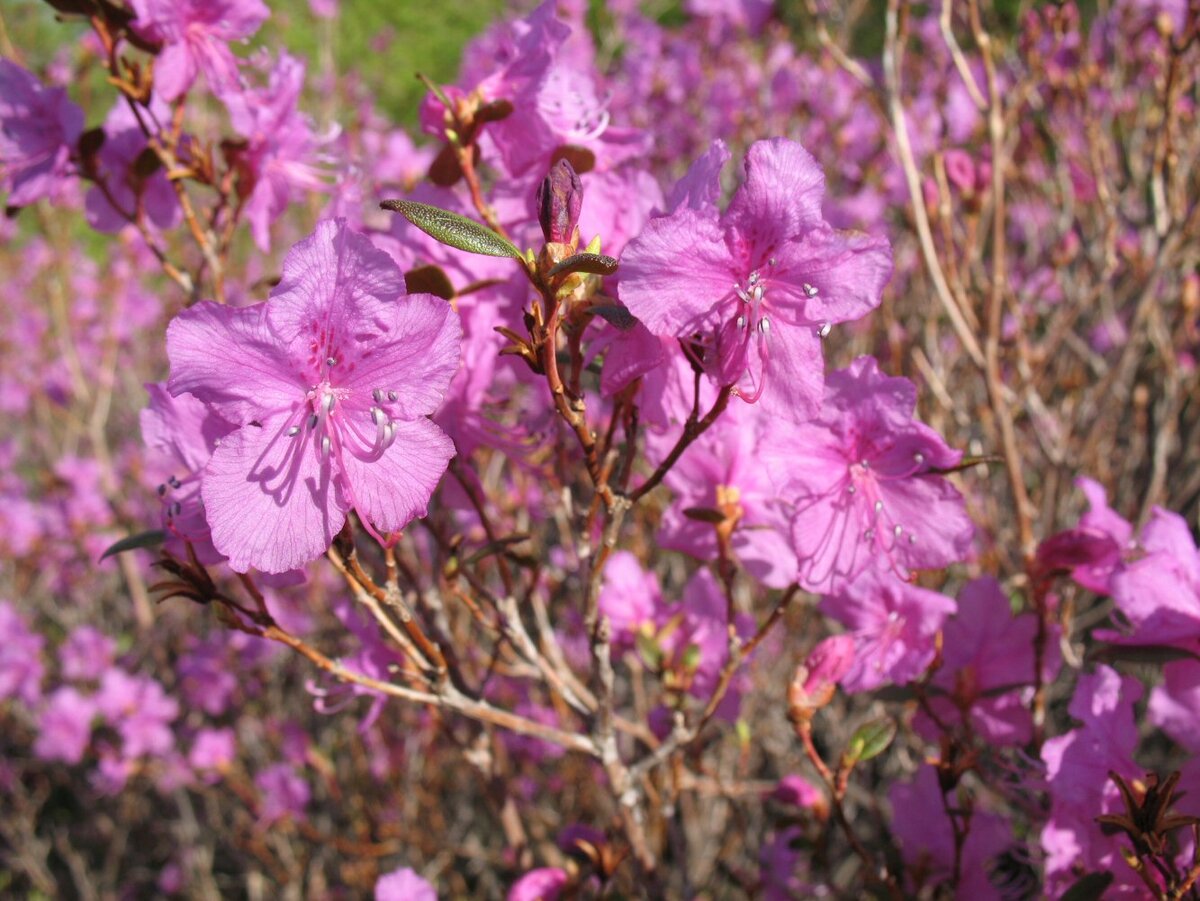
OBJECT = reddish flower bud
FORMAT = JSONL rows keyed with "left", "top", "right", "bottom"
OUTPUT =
{"left": 536, "top": 158, "right": 583, "bottom": 245}
{"left": 788, "top": 635, "right": 855, "bottom": 722}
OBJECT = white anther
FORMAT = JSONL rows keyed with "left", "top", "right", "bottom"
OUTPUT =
{"left": 818, "top": 322, "right": 832, "bottom": 338}
{"left": 321, "top": 435, "right": 332, "bottom": 459}
{"left": 287, "top": 426, "right": 300, "bottom": 437}
{"left": 804, "top": 283, "right": 819, "bottom": 297}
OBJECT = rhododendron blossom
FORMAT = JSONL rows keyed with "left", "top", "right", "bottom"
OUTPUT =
{"left": 0, "top": 60, "right": 83, "bottom": 206}
{"left": 620, "top": 138, "right": 892, "bottom": 417}
{"left": 129, "top": 0, "right": 270, "bottom": 101}
{"left": 167, "top": 219, "right": 461, "bottom": 573}
{"left": 763, "top": 357, "right": 974, "bottom": 592}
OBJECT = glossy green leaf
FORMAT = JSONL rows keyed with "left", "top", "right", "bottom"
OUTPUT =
{"left": 380, "top": 199, "right": 521, "bottom": 259}
{"left": 100, "top": 529, "right": 166, "bottom": 562}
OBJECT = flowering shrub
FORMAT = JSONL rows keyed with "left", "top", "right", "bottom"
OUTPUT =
{"left": 1, "top": 0, "right": 1199, "bottom": 897}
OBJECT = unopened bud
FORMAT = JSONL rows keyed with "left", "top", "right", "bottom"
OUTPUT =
{"left": 536, "top": 158, "right": 583, "bottom": 245}
{"left": 788, "top": 635, "right": 855, "bottom": 722}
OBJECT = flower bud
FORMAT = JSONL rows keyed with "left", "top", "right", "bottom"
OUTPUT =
{"left": 788, "top": 635, "right": 855, "bottom": 723}
{"left": 536, "top": 158, "right": 583, "bottom": 245}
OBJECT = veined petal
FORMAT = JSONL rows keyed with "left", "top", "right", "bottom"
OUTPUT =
{"left": 619, "top": 207, "right": 735, "bottom": 337}
{"left": 756, "top": 323, "right": 824, "bottom": 422}
{"left": 772, "top": 226, "right": 892, "bottom": 326}
{"left": 338, "top": 418, "right": 454, "bottom": 534}
{"left": 202, "top": 412, "right": 345, "bottom": 573}
{"left": 167, "top": 301, "right": 302, "bottom": 424}
{"left": 665, "top": 139, "right": 731, "bottom": 213}
{"left": 725, "top": 138, "right": 826, "bottom": 253}
{"left": 338, "top": 293, "right": 462, "bottom": 420}
{"left": 267, "top": 218, "right": 406, "bottom": 351}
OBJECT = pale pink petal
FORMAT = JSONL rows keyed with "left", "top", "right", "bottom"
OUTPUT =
{"left": 771, "top": 226, "right": 893, "bottom": 326}
{"left": 167, "top": 302, "right": 302, "bottom": 424}
{"left": 619, "top": 207, "right": 735, "bottom": 336}
{"left": 337, "top": 418, "right": 454, "bottom": 534}
{"left": 725, "top": 138, "right": 826, "bottom": 252}
{"left": 665, "top": 139, "right": 731, "bottom": 212}
{"left": 203, "top": 412, "right": 346, "bottom": 573}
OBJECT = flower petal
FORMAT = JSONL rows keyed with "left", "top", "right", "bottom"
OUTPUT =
{"left": 202, "top": 412, "right": 345, "bottom": 573}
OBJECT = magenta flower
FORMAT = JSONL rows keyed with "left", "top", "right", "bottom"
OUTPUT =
{"left": 94, "top": 669, "right": 179, "bottom": 758}
{"left": 1107, "top": 506, "right": 1200, "bottom": 647}
{"left": 84, "top": 99, "right": 180, "bottom": 234}
{"left": 188, "top": 727, "right": 237, "bottom": 777}
{"left": 60, "top": 626, "right": 117, "bottom": 682}
{"left": 821, "top": 569, "right": 956, "bottom": 692}
{"left": 889, "top": 765, "right": 1013, "bottom": 899}
{"left": 620, "top": 139, "right": 892, "bottom": 417}
{"left": 167, "top": 219, "right": 461, "bottom": 573}
{"left": 0, "top": 600, "right": 45, "bottom": 705}
{"left": 130, "top": 0, "right": 270, "bottom": 100}
{"left": 255, "top": 762, "right": 310, "bottom": 824}
{"left": 222, "top": 52, "right": 331, "bottom": 251}
{"left": 922, "top": 577, "right": 1058, "bottom": 745}
{"left": 1041, "top": 666, "right": 1145, "bottom": 897}
{"left": 0, "top": 60, "right": 83, "bottom": 206}
{"left": 33, "top": 687, "right": 97, "bottom": 765}
{"left": 653, "top": 403, "right": 796, "bottom": 588}
{"left": 508, "top": 868, "right": 568, "bottom": 901}
{"left": 762, "top": 357, "right": 974, "bottom": 593}
{"left": 376, "top": 867, "right": 437, "bottom": 901}
{"left": 597, "top": 550, "right": 662, "bottom": 650}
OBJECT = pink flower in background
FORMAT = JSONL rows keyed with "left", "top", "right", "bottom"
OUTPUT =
{"left": 821, "top": 569, "right": 956, "bottom": 692}
{"left": 653, "top": 403, "right": 796, "bottom": 588}
{"left": 60, "top": 626, "right": 116, "bottom": 682}
{"left": 167, "top": 219, "right": 461, "bottom": 573}
{"left": 1041, "top": 666, "right": 1145, "bottom": 897}
{"left": 1107, "top": 507, "right": 1200, "bottom": 647}
{"left": 890, "top": 766, "right": 1012, "bottom": 900}
{"left": 188, "top": 727, "right": 237, "bottom": 777}
{"left": 255, "top": 763, "right": 310, "bottom": 824}
{"left": 0, "top": 601, "right": 45, "bottom": 705}
{"left": 597, "top": 550, "right": 662, "bottom": 649}
{"left": 33, "top": 687, "right": 96, "bottom": 765}
{"left": 922, "top": 577, "right": 1057, "bottom": 745}
{"left": 508, "top": 868, "right": 568, "bottom": 901}
{"left": 620, "top": 139, "right": 892, "bottom": 417}
{"left": 762, "top": 357, "right": 974, "bottom": 593}
{"left": 95, "top": 669, "right": 179, "bottom": 758}
{"left": 222, "top": 52, "right": 331, "bottom": 251}
{"left": 0, "top": 60, "right": 83, "bottom": 206}
{"left": 84, "top": 98, "right": 180, "bottom": 233}
{"left": 376, "top": 867, "right": 437, "bottom": 901}
{"left": 130, "top": 0, "right": 270, "bottom": 100}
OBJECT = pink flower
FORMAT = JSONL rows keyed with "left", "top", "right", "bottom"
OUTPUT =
{"left": 597, "top": 550, "right": 662, "bottom": 649}
{"left": 167, "top": 219, "right": 461, "bottom": 573}
{"left": 1041, "top": 666, "right": 1145, "bottom": 897}
{"left": 620, "top": 139, "right": 892, "bottom": 417}
{"left": 0, "top": 60, "right": 83, "bottom": 206}
{"left": 508, "top": 868, "right": 568, "bottom": 901}
{"left": 376, "top": 867, "right": 436, "bottom": 901}
{"left": 188, "top": 727, "right": 237, "bottom": 776}
{"left": 1107, "top": 507, "right": 1200, "bottom": 647}
{"left": 889, "top": 765, "right": 1012, "bottom": 899}
{"left": 84, "top": 98, "right": 180, "bottom": 234}
{"left": 95, "top": 669, "right": 179, "bottom": 758}
{"left": 922, "top": 577, "right": 1058, "bottom": 745}
{"left": 60, "top": 626, "right": 116, "bottom": 682}
{"left": 33, "top": 687, "right": 97, "bottom": 764}
{"left": 821, "top": 569, "right": 956, "bottom": 692}
{"left": 0, "top": 600, "right": 45, "bottom": 705}
{"left": 130, "top": 0, "right": 270, "bottom": 100}
{"left": 762, "top": 357, "right": 974, "bottom": 592}
{"left": 222, "top": 52, "right": 331, "bottom": 251}
{"left": 255, "top": 762, "right": 310, "bottom": 824}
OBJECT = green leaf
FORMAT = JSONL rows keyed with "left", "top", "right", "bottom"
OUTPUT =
{"left": 548, "top": 253, "right": 619, "bottom": 278}
{"left": 1059, "top": 871, "right": 1114, "bottom": 901}
{"left": 404, "top": 264, "right": 456, "bottom": 300}
{"left": 845, "top": 717, "right": 896, "bottom": 764}
{"left": 637, "top": 631, "right": 662, "bottom": 669}
{"left": 100, "top": 529, "right": 166, "bottom": 562}
{"left": 380, "top": 199, "right": 521, "bottom": 259}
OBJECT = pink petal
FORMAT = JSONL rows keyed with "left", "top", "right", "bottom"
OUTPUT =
{"left": 338, "top": 418, "right": 454, "bottom": 533}
{"left": 167, "top": 302, "right": 302, "bottom": 424}
{"left": 725, "top": 138, "right": 826, "bottom": 253}
{"left": 202, "top": 412, "right": 346, "bottom": 573}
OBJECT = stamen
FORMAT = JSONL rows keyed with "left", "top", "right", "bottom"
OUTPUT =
{"left": 287, "top": 426, "right": 300, "bottom": 437}
{"left": 893, "top": 524, "right": 903, "bottom": 536}
{"left": 863, "top": 528, "right": 875, "bottom": 541}
{"left": 758, "top": 317, "right": 770, "bottom": 335}
{"left": 308, "top": 414, "right": 319, "bottom": 430}
{"left": 326, "top": 357, "right": 337, "bottom": 367}
{"left": 874, "top": 500, "right": 883, "bottom": 513}
{"left": 323, "top": 393, "right": 336, "bottom": 413}
{"left": 387, "top": 391, "right": 398, "bottom": 402}
{"left": 372, "top": 388, "right": 384, "bottom": 404}
{"left": 818, "top": 322, "right": 832, "bottom": 338}
{"left": 167, "top": 475, "right": 181, "bottom": 488}
{"left": 156, "top": 484, "right": 166, "bottom": 496}
{"left": 321, "top": 435, "right": 332, "bottom": 459}
{"left": 804, "top": 283, "right": 819, "bottom": 297}
{"left": 847, "top": 484, "right": 856, "bottom": 494}
{"left": 913, "top": 452, "right": 925, "bottom": 465}
{"left": 736, "top": 315, "right": 746, "bottom": 330}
